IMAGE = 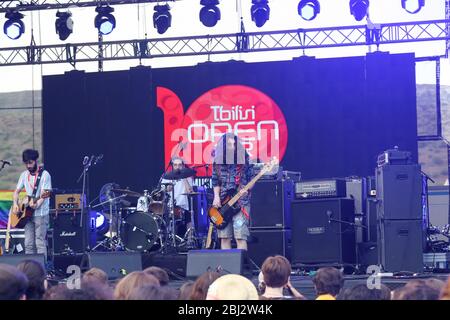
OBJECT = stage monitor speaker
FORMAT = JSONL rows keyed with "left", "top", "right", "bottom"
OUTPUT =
{"left": 291, "top": 198, "right": 356, "bottom": 265}
{"left": 0, "top": 254, "right": 45, "bottom": 266}
{"left": 378, "top": 219, "right": 423, "bottom": 273}
{"left": 51, "top": 210, "right": 96, "bottom": 254}
{"left": 375, "top": 164, "right": 422, "bottom": 220}
{"left": 250, "top": 180, "right": 293, "bottom": 228}
{"left": 186, "top": 249, "right": 249, "bottom": 278}
{"left": 141, "top": 252, "right": 187, "bottom": 278}
{"left": 248, "top": 229, "right": 291, "bottom": 269}
{"left": 81, "top": 252, "right": 142, "bottom": 279}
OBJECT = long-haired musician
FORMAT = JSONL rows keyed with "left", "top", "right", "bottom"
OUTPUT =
{"left": 211, "top": 133, "right": 254, "bottom": 250}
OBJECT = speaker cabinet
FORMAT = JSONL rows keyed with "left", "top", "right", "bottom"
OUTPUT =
{"left": 248, "top": 229, "right": 291, "bottom": 269}
{"left": 51, "top": 210, "right": 96, "bottom": 254}
{"left": 250, "top": 180, "right": 293, "bottom": 228}
{"left": 291, "top": 198, "right": 355, "bottom": 265}
{"left": 81, "top": 252, "right": 142, "bottom": 279}
{"left": 186, "top": 249, "right": 249, "bottom": 278}
{"left": 0, "top": 254, "right": 45, "bottom": 266}
{"left": 375, "top": 164, "right": 422, "bottom": 220}
{"left": 378, "top": 219, "right": 423, "bottom": 273}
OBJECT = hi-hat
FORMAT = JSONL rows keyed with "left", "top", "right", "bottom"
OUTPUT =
{"left": 163, "top": 167, "right": 196, "bottom": 180}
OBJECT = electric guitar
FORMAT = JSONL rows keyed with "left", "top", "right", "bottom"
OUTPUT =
{"left": 10, "top": 190, "right": 51, "bottom": 228}
{"left": 207, "top": 158, "right": 278, "bottom": 230}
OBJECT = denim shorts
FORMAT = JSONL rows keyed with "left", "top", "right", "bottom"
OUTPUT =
{"left": 217, "top": 206, "right": 250, "bottom": 240}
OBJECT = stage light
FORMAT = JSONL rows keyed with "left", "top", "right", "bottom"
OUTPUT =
{"left": 298, "top": 0, "right": 320, "bottom": 21}
{"left": 153, "top": 4, "right": 172, "bottom": 34}
{"left": 251, "top": 0, "right": 270, "bottom": 28}
{"left": 401, "top": 0, "right": 425, "bottom": 14}
{"left": 349, "top": 0, "right": 369, "bottom": 21}
{"left": 4, "top": 11, "right": 25, "bottom": 40}
{"left": 199, "top": 0, "right": 221, "bottom": 27}
{"left": 91, "top": 211, "right": 109, "bottom": 236}
{"left": 95, "top": 5, "right": 116, "bottom": 35}
{"left": 55, "top": 11, "right": 73, "bottom": 41}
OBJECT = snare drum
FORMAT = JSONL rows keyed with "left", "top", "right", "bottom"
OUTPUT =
{"left": 120, "top": 212, "right": 164, "bottom": 252}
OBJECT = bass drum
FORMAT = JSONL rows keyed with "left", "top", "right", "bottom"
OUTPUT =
{"left": 120, "top": 212, "right": 164, "bottom": 252}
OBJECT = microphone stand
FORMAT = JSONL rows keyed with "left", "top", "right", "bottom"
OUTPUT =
{"left": 77, "top": 156, "right": 93, "bottom": 230}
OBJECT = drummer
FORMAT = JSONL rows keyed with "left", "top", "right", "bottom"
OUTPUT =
{"left": 161, "top": 157, "right": 194, "bottom": 234}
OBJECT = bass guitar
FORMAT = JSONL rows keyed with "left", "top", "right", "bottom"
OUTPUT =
{"left": 207, "top": 158, "right": 278, "bottom": 230}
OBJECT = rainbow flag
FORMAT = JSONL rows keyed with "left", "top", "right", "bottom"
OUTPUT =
{"left": 0, "top": 190, "right": 13, "bottom": 228}
{"left": 0, "top": 190, "right": 27, "bottom": 229}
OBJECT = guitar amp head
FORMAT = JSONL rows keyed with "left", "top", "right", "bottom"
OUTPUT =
{"left": 55, "top": 194, "right": 85, "bottom": 210}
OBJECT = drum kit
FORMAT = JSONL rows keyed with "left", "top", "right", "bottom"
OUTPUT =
{"left": 91, "top": 167, "right": 203, "bottom": 253}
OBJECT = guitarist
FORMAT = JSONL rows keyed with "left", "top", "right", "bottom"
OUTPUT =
{"left": 211, "top": 133, "right": 254, "bottom": 251}
{"left": 12, "top": 149, "right": 52, "bottom": 258}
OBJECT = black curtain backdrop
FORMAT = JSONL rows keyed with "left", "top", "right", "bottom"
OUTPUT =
{"left": 43, "top": 52, "right": 417, "bottom": 200}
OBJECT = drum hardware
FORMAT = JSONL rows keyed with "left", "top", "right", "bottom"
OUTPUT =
{"left": 91, "top": 192, "right": 127, "bottom": 251}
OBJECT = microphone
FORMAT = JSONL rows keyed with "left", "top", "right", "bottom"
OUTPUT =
{"left": 0, "top": 160, "right": 12, "bottom": 166}
{"left": 326, "top": 210, "right": 332, "bottom": 224}
{"left": 82, "top": 156, "right": 89, "bottom": 166}
{"left": 94, "top": 154, "right": 103, "bottom": 165}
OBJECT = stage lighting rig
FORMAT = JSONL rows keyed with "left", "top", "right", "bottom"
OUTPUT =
{"left": 298, "top": 0, "right": 320, "bottom": 21}
{"left": 153, "top": 4, "right": 172, "bottom": 34}
{"left": 95, "top": 5, "right": 116, "bottom": 35}
{"left": 199, "top": 0, "right": 221, "bottom": 27}
{"left": 251, "top": 0, "right": 270, "bottom": 28}
{"left": 4, "top": 10, "right": 25, "bottom": 40}
{"left": 349, "top": 0, "right": 369, "bottom": 21}
{"left": 401, "top": 0, "right": 425, "bottom": 14}
{"left": 55, "top": 11, "right": 73, "bottom": 41}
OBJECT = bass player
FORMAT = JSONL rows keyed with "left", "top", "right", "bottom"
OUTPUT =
{"left": 211, "top": 133, "right": 254, "bottom": 250}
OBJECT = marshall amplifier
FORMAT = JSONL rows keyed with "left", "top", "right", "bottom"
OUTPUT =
{"left": 295, "top": 179, "right": 346, "bottom": 200}
{"left": 52, "top": 210, "right": 95, "bottom": 254}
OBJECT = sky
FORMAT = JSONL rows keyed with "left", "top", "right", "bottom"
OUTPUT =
{"left": 0, "top": 0, "right": 448, "bottom": 93}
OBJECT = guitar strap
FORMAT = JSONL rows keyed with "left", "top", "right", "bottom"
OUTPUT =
{"left": 30, "top": 167, "right": 44, "bottom": 199}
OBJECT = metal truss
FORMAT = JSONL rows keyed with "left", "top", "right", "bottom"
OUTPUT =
{"left": 0, "top": 19, "right": 448, "bottom": 67}
{"left": 0, "top": 0, "right": 176, "bottom": 13}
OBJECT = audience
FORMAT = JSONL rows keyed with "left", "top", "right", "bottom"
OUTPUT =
{"left": 206, "top": 274, "right": 259, "bottom": 300}
{"left": 144, "top": 266, "right": 170, "bottom": 286}
{"left": 189, "top": 271, "right": 221, "bottom": 300}
{"left": 17, "top": 259, "right": 47, "bottom": 300}
{"left": 3, "top": 256, "right": 450, "bottom": 301}
{"left": 114, "top": 271, "right": 160, "bottom": 300}
{"left": 337, "top": 283, "right": 391, "bottom": 300}
{"left": 440, "top": 276, "right": 450, "bottom": 300}
{"left": 392, "top": 279, "right": 443, "bottom": 300}
{"left": 259, "top": 255, "right": 305, "bottom": 300}
{"left": 179, "top": 281, "right": 195, "bottom": 300}
{"left": 82, "top": 267, "right": 109, "bottom": 285}
{"left": 0, "top": 264, "right": 28, "bottom": 300}
{"left": 312, "top": 267, "right": 344, "bottom": 300}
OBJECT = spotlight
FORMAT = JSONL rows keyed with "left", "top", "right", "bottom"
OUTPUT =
{"left": 251, "top": 0, "right": 270, "bottom": 28}
{"left": 55, "top": 11, "right": 73, "bottom": 41}
{"left": 349, "top": 0, "right": 369, "bottom": 21}
{"left": 95, "top": 5, "right": 115, "bottom": 35}
{"left": 153, "top": 4, "right": 171, "bottom": 34}
{"left": 298, "top": 0, "right": 320, "bottom": 21}
{"left": 199, "top": 0, "right": 221, "bottom": 27}
{"left": 4, "top": 11, "right": 25, "bottom": 40}
{"left": 401, "top": 0, "right": 425, "bottom": 14}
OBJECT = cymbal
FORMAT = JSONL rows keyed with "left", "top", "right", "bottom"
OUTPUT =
{"left": 181, "top": 192, "right": 201, "bottom": 196}
{"left": 163, "top": 167, "right": 196, "bottom": 180}
{"left": 111, "top": 189, "right": 142, "bottom": 197}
